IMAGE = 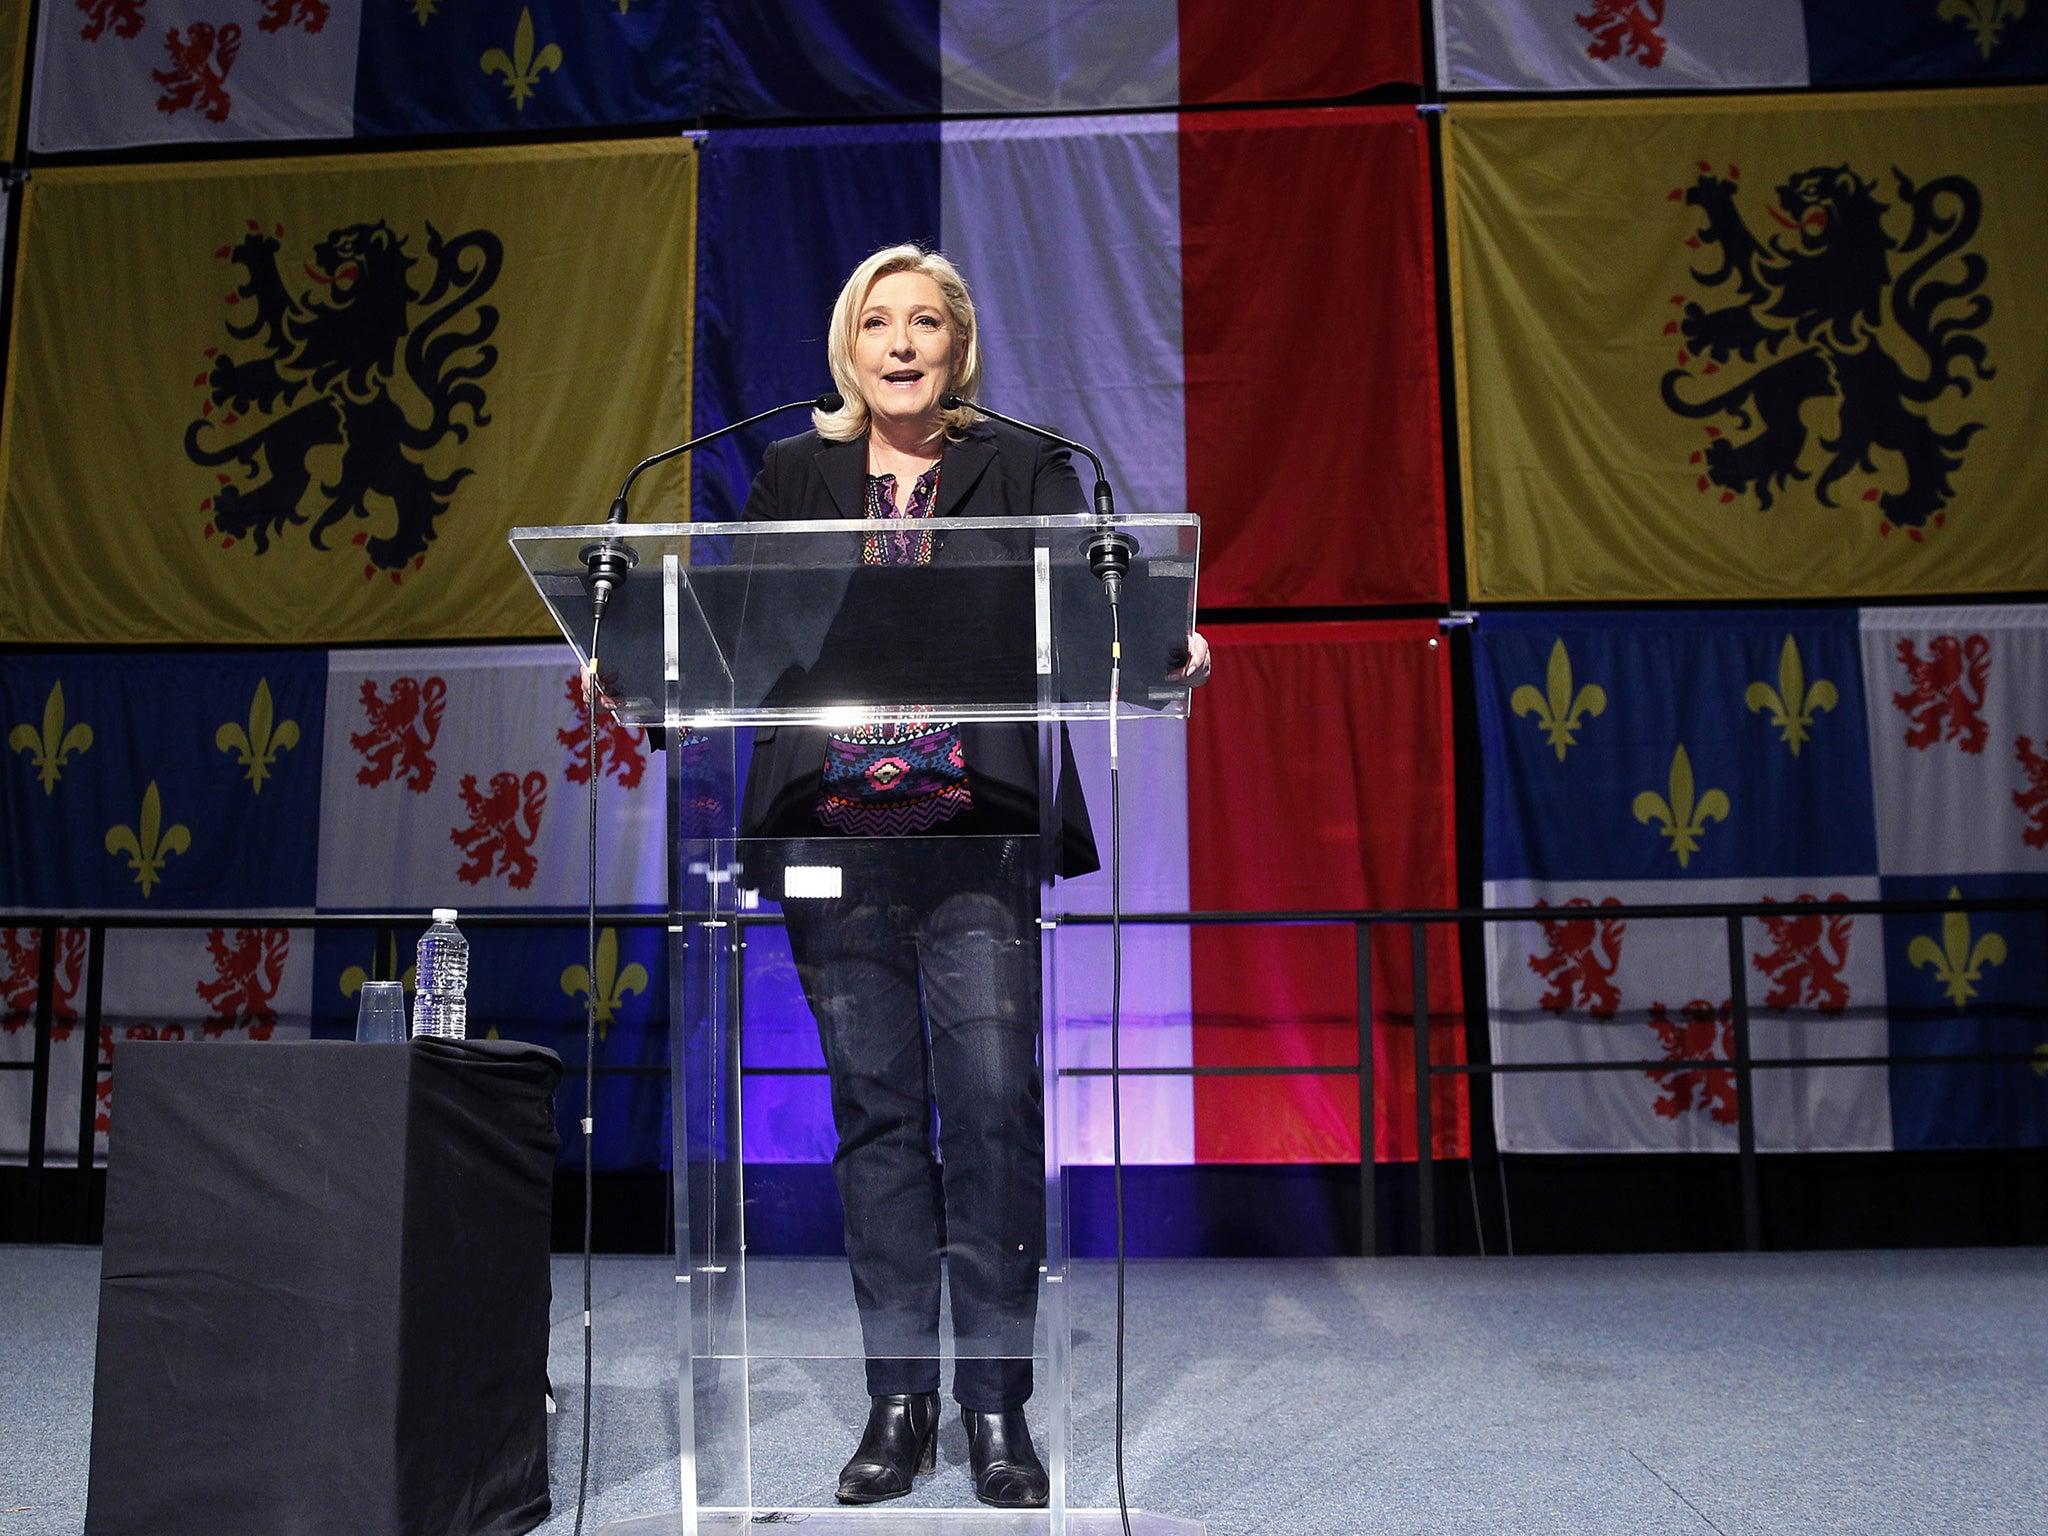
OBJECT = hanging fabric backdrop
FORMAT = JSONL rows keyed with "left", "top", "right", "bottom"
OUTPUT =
{"left": 1189, "top": 621, "right": 1467, "bottom": 1164}
{"left": 0, "top": 641, "right": 671, "bottom": 1168}
{"left": 691, "top": 109, "right": 1446, "bottom": 610}
{"left": 1450, "top": 87, "right": 2048, "bottom": 601}
{"left": 27, "top": 0, "right": 1425, "bottom": 152}
{"left": 1436, "top": 0, "right": 2045, "bottom": 91}
{"left": 0, "top": 0, "right": 26, "bottom": 158}
{"left": 1476, "top": 606, "right": 2048, "bottom": 1156}
{"left": 29, "top": 0, "right": 702, "bottom": 151}
{"left": 0, "top": 140, "right": 696, "bottom": 643}
{"left": 708, "top": 0, "right": 1420, "bottom": 117}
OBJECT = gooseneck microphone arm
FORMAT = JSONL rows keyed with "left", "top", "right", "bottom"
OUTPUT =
{"left": 585, "top": 390, "right": 843, "bottom": 613}
{"left": 939, "top": 392, "right": 1113, "bottom": 518}
{"left": 939, "top": 392, "right": 1135, "bottom": 605}
{"left": 607, "top": 390, "right": 844, "bottom": 525}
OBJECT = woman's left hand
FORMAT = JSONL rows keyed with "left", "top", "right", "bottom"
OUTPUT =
{"left": 1174, "top": 630, "right": 1212, "bottom": 685}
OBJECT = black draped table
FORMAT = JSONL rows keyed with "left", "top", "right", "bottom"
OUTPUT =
{"left": 85, "top": 1037, "right": 563, "bottom": 1536}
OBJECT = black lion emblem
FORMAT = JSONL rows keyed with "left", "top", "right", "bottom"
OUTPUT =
{"left": 186, "top": 219, "right": 502, "bottom": 574}
{"left": 1661, "top": 163, "right": 1993, "bottom": 534}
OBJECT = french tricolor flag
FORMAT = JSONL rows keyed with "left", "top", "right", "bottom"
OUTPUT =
{"left": 691, "top": 108, "right": 1446, "bottom": 610}
{"left": 710, "top": 0, "right": 1421, "bottom": 116}
{"left": 693, "top": 108, "right": 1460, "bottom": 1168}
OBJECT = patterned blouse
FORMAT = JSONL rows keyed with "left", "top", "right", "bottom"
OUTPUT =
{"left": 815, "top": 462, "right": 974, "bottom": 835}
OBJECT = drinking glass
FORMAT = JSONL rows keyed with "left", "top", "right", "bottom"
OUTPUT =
{"left": 355, "top": 981, "right": 407, "bottom": 1045}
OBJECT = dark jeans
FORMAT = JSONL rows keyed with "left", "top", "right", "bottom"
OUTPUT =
{"left": 780, "top": 837, "right": 1044, "bottom": 1412}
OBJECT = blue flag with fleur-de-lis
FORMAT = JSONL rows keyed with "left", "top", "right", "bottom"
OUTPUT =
{"left": 1476, "top": 605, "right": 2048, "bottom": 1154}
{"left": 27, "top": 0, "right": 701, "bottom": 152}
{"left": 309, "top": 920, "right": 670, "bottom": 1168}
{"left": 0, "top": 649, "right": 325, "bottom": 912}
{"left": 1475, "top": 609, "right": 1878, "bottom": 885}
{"left": 1476, "top": 608, "right": 1894, "bottom": 1157}
{"left": 353, "top": 0, "right": 700, "bottom": 137}
{"left": 1804, "top": 0, "right": 2048, "bottom": 85}
{"left": 1882, "top": 873, "right": 2048, "bottom": 1149}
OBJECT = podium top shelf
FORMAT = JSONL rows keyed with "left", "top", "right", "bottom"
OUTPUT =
{"left": 509, "top": 514, "right": 1201, "bottom": 728}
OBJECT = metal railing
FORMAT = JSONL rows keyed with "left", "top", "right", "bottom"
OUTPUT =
{"left": 1063, "top": 894, "right": 2048, "bottom": 1256}
{"left": 0, "top": 912, "right": 673, "bottom": 1241}
{"left": 7, "top": 894, "right": 2043, "bottom": 1252}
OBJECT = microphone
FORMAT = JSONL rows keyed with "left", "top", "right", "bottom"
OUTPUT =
{"left": 942, "top": 392, "right": 1135, "bottom": 605}
{"left": 584, "top": 391, "right": 843, "bottom": 613}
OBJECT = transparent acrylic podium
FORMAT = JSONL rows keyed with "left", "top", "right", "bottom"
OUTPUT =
{"left": 511, "top": 515, "right": 1207, "bottom": 1535}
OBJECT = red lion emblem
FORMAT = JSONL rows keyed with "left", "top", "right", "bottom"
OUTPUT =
{"left": 1644, "top": 998, "right": 1737, "bottom": 1125}
{"left": 256, "top": 0, "right": 327, "bottom": 32}
{"left": 1528, "top": 898, "right": 1625, "bottom": 1019}
{"left": 1893, "top": 634, "right": 1991, "bottom": 754}
{"left": 2, "top": 928, "right": 86, "bottom": 1039}
{"left": 195, "top": 928, "right": 287, "bottom": 1037}
{"left": 352, "top": 677, "right": 447, "bottom": 793}
{"left": 153, "top": 21, "right": 241, "bottom": 124}
{"left": 559, "top": 673, "right": 648, "bottom": 789}
{"left": 1575, "top": 0, "right": 1668, "bottom": 67}
{"left": 77, "top": 0, "right": 148, "bottom": 42}
{"left": 1753, "top": 896, "right": 1852, "bottom": 1014}
{"left": 2015, "top": 737, "right": 2048, "bottom": 850}
{"left": 452, "top": 770, "right": 548, "bottom": 889}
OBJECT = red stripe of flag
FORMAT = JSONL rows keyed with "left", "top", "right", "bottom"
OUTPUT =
{"left": 1187, "top": 621, "right": 1467, "bottom": 1163}
{"left": 1179, "top": 105, "right": 1445, "bottom": 608}
{"left": 1178, "top": 0, "right": 1423, "bottom": 103}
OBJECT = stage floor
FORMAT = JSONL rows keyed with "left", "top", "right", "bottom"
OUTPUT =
{"left": 5, "top": 1245, "right": 2044, "bottom": 1535}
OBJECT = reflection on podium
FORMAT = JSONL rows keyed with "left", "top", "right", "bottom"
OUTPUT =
{"left": 515, "top": 513, "right": 1202, "bottom": 1533}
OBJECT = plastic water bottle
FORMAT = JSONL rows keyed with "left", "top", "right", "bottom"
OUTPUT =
{"left": 412, "top": 907, "right": 469, "bottom": 1039}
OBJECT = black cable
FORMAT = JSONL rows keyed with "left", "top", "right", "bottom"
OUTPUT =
{"left": 1467, "top": 1159, "right": 1487, "bottom": 1258}
{"left": 1108, "top": 598, "right": 1134, "bottom": 1536}
{"left": 573, "top": 614, "right": 602, "bottom": 1536}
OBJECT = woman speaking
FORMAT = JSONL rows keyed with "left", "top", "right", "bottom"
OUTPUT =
{"left": 738, "top": 244, "right": 1207, "bottom": 1509}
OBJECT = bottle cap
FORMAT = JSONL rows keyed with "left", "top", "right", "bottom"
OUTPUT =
{"left": 432, "top": 907, "right": 458, "bottom": 923}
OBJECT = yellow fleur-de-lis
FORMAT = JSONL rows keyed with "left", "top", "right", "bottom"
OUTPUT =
{"left": 1907, "top": 888, "right": 2008, "bottom": 1008}
{"left": 562, "top": 927, "right": 648, "bottom": 1038}
{"left": 2033, "top": 1043, "right": 2047, "bottom": 1079}
{"left": 1938, "top": 0, "right": 2027, "bottom": 59}
{"left": 216, "top": 678, "right": 300, "bottom": 794}
{"left": 8, "top": 681, "right": 94, "bottom": 795}
{"left": 1632, "top": 744, "right": 1730, "bottom": 869}
{"left": 409, "top": 0, "right": 437, "bottom": 22}
{"left": 1744, "top": 635, "right": 1839, "bottom": 757}
{"left": 481, "top": 8, "right": 563, "bottom": 110}
{"left": 104, "top": 781, "right": 192, "bottom": 898}
{"left": 1510, "top": 638, "right": 1607, "bottom": 761}
{"left": 342, "top": 929, "right": 411, "bottom": 999}
{"left": 340, "top": 964, "right": 417, "bottom": 999}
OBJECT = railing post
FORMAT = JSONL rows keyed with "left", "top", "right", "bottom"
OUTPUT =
{"left": 1412, "top": 921, "right": 1434, "bottom": 1257}
{"left": 27, "top": 923, "right": 57, "bottom": 1241}
{"left": 1356, "top": 921, "right": 1375, "bottom": 1258}
{"left": 1726, "top": 914, "right": 1760, "bottom": 1252}
{"left": 76, "top": 926, "right": 108, "bottom": 1237}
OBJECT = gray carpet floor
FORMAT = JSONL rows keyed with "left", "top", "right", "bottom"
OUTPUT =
{"left": 4, "top": 1244, "right": 2045, "bottom": 1535}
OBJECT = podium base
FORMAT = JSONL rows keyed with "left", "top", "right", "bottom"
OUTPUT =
{"left": 599, "top": 1509, "right": 1206, "bottom": 1535}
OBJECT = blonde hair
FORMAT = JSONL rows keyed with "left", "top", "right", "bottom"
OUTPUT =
{"left": 814, "top": 244, "right": 983, "bottom": 443}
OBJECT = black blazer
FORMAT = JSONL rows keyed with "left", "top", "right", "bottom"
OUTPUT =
{"left": 736, "top": 420, "right": 1100, "bottom": 877}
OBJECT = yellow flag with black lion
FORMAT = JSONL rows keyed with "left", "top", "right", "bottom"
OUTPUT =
{"left": 0, "top": 139, "right": 695, "bottom": 644}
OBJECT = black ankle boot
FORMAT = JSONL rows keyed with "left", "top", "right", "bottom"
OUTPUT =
{"left": 835, "top": 1391, "right": 939, "bottom": 1504}
{"left": 962, "top": 1407, "right": 1049, "bottom": 1508}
